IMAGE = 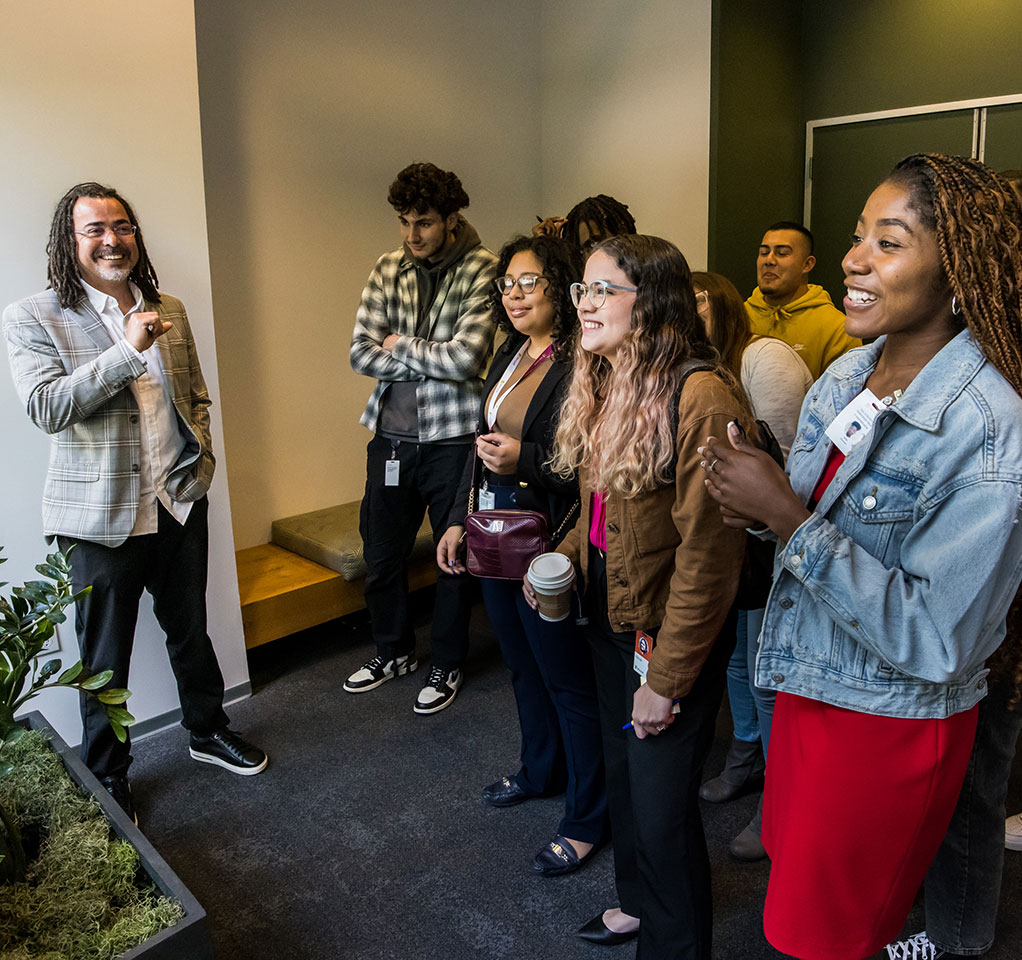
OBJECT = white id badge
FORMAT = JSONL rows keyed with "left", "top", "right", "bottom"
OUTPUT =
{"left": 479, "top": 488, "right": 496, "bottom": 510}
{"left": 384, "top": 459, "right": 400, "bottom": 486}
{"left": 824, "top": 388, "right": 888, "bottom": 455}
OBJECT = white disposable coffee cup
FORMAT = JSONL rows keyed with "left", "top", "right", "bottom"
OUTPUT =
{"left": 527, "top": 552, "right": 576, "bottom": 622}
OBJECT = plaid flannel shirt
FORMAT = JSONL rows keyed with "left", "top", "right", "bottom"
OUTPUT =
{"left": 350, "top": 242, "right": 498, "bottom": 441}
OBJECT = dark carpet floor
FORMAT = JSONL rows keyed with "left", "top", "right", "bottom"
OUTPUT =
{"left": 127, "top": 599, "right": 1022, "bottom": 960}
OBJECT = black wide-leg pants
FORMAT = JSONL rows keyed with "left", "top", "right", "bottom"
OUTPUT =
{"left": 587, "top": 547, "right": 735, "bottom": 960}
{"left": 59, "top": 497, "right": 228, "bottom": 779}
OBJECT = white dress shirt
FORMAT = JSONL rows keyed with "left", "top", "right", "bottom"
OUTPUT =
{"left": 81, "top": 280, "right": 192, "bottom": 535}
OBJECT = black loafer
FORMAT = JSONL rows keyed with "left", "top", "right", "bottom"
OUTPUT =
{"left": 481, "top": 776, "right": 532, "bottom": 807}
{"left": 577, "top": 911, "right": 639, "bottom": 945}
{"left": 532, "top": 835, "right": 598, "bottom": 876}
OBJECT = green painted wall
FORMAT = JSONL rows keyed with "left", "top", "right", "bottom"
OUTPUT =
{"left": 711, "top": 0, "right": 1022, "bottom": 291}
{"left": 800, "top": 0, "right": 1022, "bottom": 122}
{"left": 708, "top": 0, "right": 804, "bottom": 294}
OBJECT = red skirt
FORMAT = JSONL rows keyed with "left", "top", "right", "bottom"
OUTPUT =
{"left": 762, "top": 692, "right": 978, "bottom": 960}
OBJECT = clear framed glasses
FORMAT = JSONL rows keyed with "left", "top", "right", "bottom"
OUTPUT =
{"left": 74, "top": 224, "right": 137, "bottom": 240}
{"left": 495, "top": 273, "right": 549, "bottom": 296}
{"left": 694, "top": 290, "right": 709, "bottom": 310}
{"left": 570, "top": 280, "right": 638, "bottom": 309}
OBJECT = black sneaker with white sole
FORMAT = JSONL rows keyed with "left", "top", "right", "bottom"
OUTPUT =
{"left": 189, "top": 728, "right": 268, "bottom": 775}
{"left": 413, "top": 666, "right": 463, "bottom": 714}
{"left": 343, "top": 653, "right": 417, "bottom": 693}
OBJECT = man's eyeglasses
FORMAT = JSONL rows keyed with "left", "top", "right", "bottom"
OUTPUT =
{"left": 495, "top": 274, "right": 549, "bottom": 296}
{"left": 570, "top": 280, "right": 638, "bottom": 309}
{"left": 74, "top": 224, "right": 137, "bottom": 240}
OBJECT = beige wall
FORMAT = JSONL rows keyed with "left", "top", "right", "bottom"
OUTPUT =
{"left": 0, "top": 0, "right": 250, "bottom": 744}
{"left": 196, "top": 0, "right": 713, "bottom": 549}
{"left": 195, "top": 0, "right": 544, "bottom": 548}
{"left": 540, "top": 0, "right": 713, "bottom": 260}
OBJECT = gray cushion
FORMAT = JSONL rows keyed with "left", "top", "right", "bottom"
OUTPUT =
{"left": 271, "top": 502, "right": 433, "bottom": 581}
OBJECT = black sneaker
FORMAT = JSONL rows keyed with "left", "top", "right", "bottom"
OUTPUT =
{"left": 189, "top": 728, "right": 268, "bottom": 775}
{"left": 413, "top": 666, "right": 463, "bottom": 714}
{"left": 100, "top": 774, "right": 138, "bottom": 826}
{"left": 343, "top": 653, "right": 417, "bottom": 693}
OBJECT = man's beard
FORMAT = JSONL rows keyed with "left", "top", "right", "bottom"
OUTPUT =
{"left": 92, "top": 245, "right": 133, "bottom": 282}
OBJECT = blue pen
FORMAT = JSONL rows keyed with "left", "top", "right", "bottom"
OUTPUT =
{"left": 622, "top": 699, "right": 681, "bottom": 731}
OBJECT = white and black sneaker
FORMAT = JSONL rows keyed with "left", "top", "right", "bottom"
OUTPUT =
{"left": 886, "top": 931, "right": 944, "bottom": 959}
{"left": 413, "top": 666, "right": 463, "bottom": 714}
{"left": 343, "top": 653, "right": 417, "bottom": 693}
{"left": 189, "top": 728, "right": 268, "bottom": 776}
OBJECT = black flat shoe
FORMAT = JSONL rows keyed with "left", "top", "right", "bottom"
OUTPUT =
{"left": 577, "top": 911, "right": 639, "bottom": 945}
{"left": 532, "top": 835, "right": 598, "bottom": 877}
{"left": 481, "top": 776, "right": 533, "bottom": 807}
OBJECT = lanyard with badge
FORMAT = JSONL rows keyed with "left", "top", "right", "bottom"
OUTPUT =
{"left": 621, "top": 628, "right": 682, "bottom": 729}
{"left": 477, "top": 341, "right": 553, "bottom": 509}
{"left": 824, "top": 387, "right": 902, "bottom": 455}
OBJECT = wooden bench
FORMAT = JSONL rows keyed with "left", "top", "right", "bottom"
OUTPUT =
{"left": 235, "top": 503, "right": 436, "bottom": 649}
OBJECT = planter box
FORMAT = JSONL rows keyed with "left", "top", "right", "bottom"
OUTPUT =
{"left": 20, "top": 711, "right": 214, "bottom": 960}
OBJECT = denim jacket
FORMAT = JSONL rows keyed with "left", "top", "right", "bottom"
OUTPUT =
{"left": 757, "top": 329, "right": 1022, "bottom": 719}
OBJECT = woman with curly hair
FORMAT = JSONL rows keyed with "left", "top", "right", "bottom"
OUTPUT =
{"left": 526, "top": 234, "right": 749, "bottom": 958}
{"left": 700, "top": 154, "right": 1022, "bottom": 960}
{"left": 439, "top": 234, "right": 606, "bottom": 875}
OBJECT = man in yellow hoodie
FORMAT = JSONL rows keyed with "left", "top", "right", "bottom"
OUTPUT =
{"left": 744, "top": 221, "right": 860, "bottom": 378}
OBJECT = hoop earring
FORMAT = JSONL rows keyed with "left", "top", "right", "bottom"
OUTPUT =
{"left": 952, "top": 295, "right": 961, "bottom": 316}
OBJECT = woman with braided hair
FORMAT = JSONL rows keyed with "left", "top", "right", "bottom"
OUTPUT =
{"left": 699, "top": 153, "right": 1022, "bottom": 960}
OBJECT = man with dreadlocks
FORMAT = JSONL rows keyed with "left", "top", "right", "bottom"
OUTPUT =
{"left": 3, "top": 182, "right": 267, "bottom": 824}
{"left": 533, "top": 194, "right": 637, "bottom": 257}
{"left": 346, "top": 163, "right": 497, "bottom": 714}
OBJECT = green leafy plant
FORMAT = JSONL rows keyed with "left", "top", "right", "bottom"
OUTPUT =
{"left": 0, "top": 546, "right": 134, "bottom": 883}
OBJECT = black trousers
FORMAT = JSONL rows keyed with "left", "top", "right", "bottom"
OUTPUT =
{"left": 58, "top": 497, "right": 228, "bottom": 779}
{"left": 359, "top": 435, "right": 474, "bottom": 668}
{"left": 587, "top": 548, "right": 734, "bottom": 960}
{"left": 479, "top": 574, "right": 606, "bottom": 842}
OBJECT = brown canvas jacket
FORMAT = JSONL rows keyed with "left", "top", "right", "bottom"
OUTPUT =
{"left": 558, "top": 371, "right": 747, "bottom": 699}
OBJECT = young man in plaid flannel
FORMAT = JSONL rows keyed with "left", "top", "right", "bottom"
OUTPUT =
{"left": 346, "top": 163, "right": 498, "bottom": 714}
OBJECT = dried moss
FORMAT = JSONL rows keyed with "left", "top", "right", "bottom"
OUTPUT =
{"left": 0, "top": 730, "right": 183, "bottom": 959}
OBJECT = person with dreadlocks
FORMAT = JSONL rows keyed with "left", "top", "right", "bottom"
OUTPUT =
{"left": 3, "top": 182, "right": 268, "bottom": 825}
{"left": 532, "top": 194, "right": 637, "bottom": 257}
{"left": 886, "top": 168, "right": 1022, "bottom": 960}
{"left": 699, "top": 154, "right": 1022, "bottom": 960}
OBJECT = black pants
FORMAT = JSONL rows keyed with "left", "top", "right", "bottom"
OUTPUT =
{"left": 58, "top": 497, "right": 228, "bottom": 780}
{"left": 359, "top": 435, "right": 474, "bottom": 669}
{"left": 924, "top": 680, "right": 1022, "bottom": 954}
{"left": 479, "top": 482, "right": 606, "bottom": 842}
{"left": 587, "top": 548, "right": 734, "bottom": 960}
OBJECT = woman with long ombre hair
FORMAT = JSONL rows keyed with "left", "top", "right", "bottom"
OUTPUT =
{"left": 525, "top": 234, "right": 749, "bottom": 959}
{"left": 700, "top": 154, "right": 1022, "bottom": 960}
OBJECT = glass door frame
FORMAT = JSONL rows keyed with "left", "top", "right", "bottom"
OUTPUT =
{"left": 804, "top": 92, "right": 1022, "bottom": 226}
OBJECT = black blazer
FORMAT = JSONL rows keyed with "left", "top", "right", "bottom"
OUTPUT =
{"left": 446, "top": 336, "right": 579, "bottom": 543}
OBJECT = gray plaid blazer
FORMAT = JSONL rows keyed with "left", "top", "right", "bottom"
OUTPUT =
{"left": 3, "top": 289, "right": 215, "bottom": 547}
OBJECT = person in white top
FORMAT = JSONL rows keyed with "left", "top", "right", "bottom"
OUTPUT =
{"left": 691, "top": 271, "right": 812, "bottom": 861}
{"left": 3, "top": 183, "right": 267, "bottom": 824}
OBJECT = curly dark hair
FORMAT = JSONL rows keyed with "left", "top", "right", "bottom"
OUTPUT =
{"left": 487, "top": 235, "right": 581, "bottom": 363}
{"left": 562, "top": 195, "right": 636, "bottom": 255}
{"left": 387, "top": 163, "right": 469, "bottom": 217}
{"left": 47, "top": 182, "right": 160, "bottom": 309}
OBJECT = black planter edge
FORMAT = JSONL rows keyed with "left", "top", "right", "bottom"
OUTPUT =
{"left": 20, "top": 711, "right": 214, "bottom": 960}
